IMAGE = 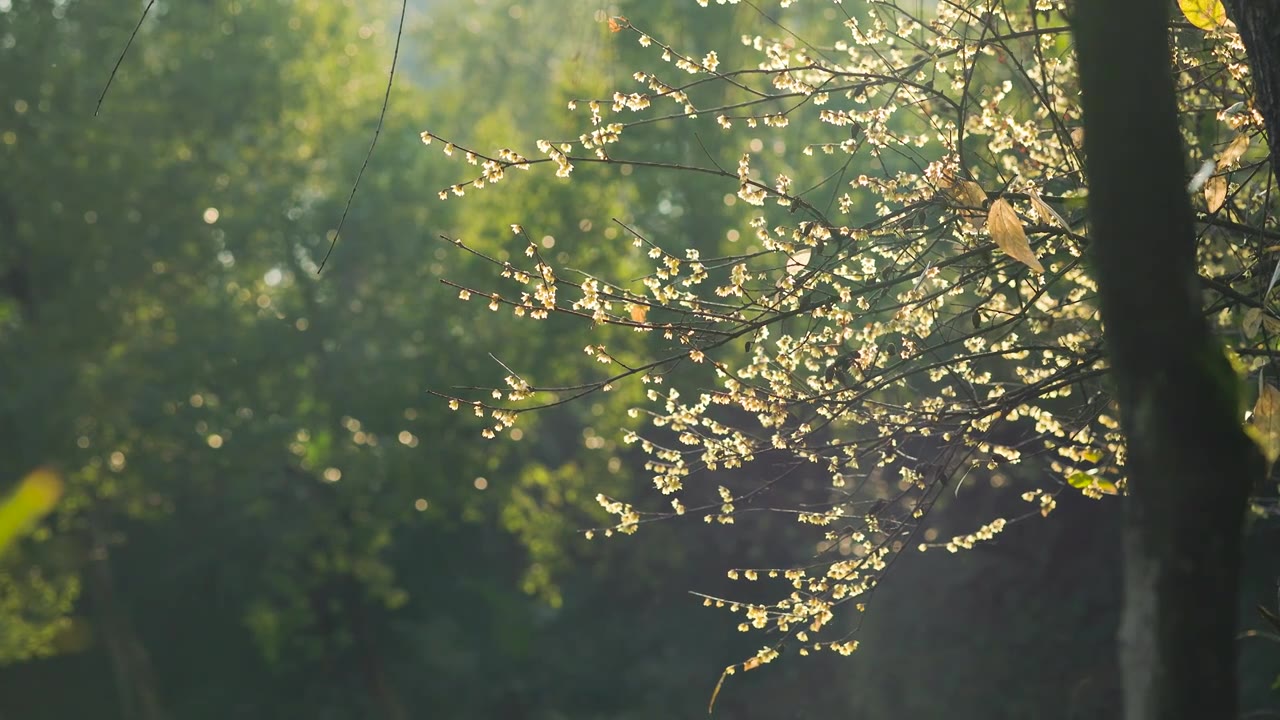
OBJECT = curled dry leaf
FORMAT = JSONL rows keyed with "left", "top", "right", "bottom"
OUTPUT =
{"left": 1223, "top": 101, "right": 1249, "bottom": 119}
{"left": 1204, "top": 174, "right": 1228, "bottom": 212}
{"left": 1253, "top": 383, "right": 1280, "bottom": 465}
{"left": 1178, "top": 0, "right": 1228, "bottom": 31}
{"left": 1244, "top": 307, "right": 1264, "bottom": 338}
{"left": 952, "top": 179, "right": 987, "bottom": 209}
{"left": 786, "top": 247, "right": 812, "bottom": 276}
{"left": 954, "top": 180, "right": 987, "bottom": 229}
{"left": 986, "top": 198, "right": 1044, "bottom": 273}
{"left": 1027, "top": 188, "right": 1068, "bottom": 229}
{"left": 938, "top": 171, "right": 987, "bottom": 229}
{"left": 1217, "top": 133, "right": 1250, "bottom": 169}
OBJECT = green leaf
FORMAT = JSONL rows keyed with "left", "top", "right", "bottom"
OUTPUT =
{"left": 1066, "top": 471, "right": 1118, "bottom": 496}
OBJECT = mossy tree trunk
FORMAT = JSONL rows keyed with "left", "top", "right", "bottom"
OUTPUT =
{"left": 1073, "top": 2, "right": 1265, "bottom": 718}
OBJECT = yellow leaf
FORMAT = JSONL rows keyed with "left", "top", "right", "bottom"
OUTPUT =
{"left": 1179, "top": 0, "right": 1228, "bottom": 31}
{"left": 629, "top": 303, "right": 649, "bottom": 322}
{"left": 1217, "top": 133, "right": 1250, "bottom": 169}
{"left": 1253, "top": 384, "right": 1280, "bottom": 464}
{"left": 0, "top": 467, "right": 64, "bottom": 557}
{"left": 1027, "top": 188, "right": 1068, "bottom": 229}
{"left": 987, "top": 198, "right": 1044, "bottom": 273}
{"left": 1204, "top": 174, "right": 1228, "bottom": 212}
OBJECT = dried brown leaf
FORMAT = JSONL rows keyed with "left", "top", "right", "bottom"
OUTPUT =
{"left": 953, "top": 179, "right": 986, "bottom": 208}
{"left": 1244, "top": 307, "right": 1264, "bottom": 337}
{"left": 1217, "top": 133, "right": 1250, "bottom": 169}
{"left": 987, "top": 198, "right": 1044, "bottom": 273}
{"left": 1027, "top": 188, "right": 1068, "bottom": 229}
{"left": 942, "top": 179, "right": 987, "bottom": 229}
{"left": 1253, "top": 384, "right": 1280, "bottom": 464}
{"left": 1205, "top": 174, "right": 1228, "bottom": 212}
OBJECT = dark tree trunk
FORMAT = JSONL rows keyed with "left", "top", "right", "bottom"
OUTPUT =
{"left": 1224, "top": 0, "right": 1280, "bottom": 177}
{"left": 88, "top": 517, "right": 168, "bottom": 720}
{"left": 1073, "top": 2, "right": 1264, "bottom": 719}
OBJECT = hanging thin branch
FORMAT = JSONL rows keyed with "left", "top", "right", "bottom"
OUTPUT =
{"left": 95, "top": 0, "right": 155, "bottom": 117}
{"left": 317, "top": 0, "right": 409, "bottom": 273}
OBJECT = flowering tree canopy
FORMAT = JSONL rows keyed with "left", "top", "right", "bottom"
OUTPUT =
{"left": 422, "top": 0, "right": 1276, "bottom": 687}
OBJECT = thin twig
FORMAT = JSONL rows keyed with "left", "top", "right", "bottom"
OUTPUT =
{"left": 96, "top": 0, "right": 155, "bottom": 117}
{"left": 317, "top": 0, "right": 409, "bottom": 273}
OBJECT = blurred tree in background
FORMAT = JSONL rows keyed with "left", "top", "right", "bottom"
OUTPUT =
{"left": 0, "top": 1, "right": 1276, "bottom": 719}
